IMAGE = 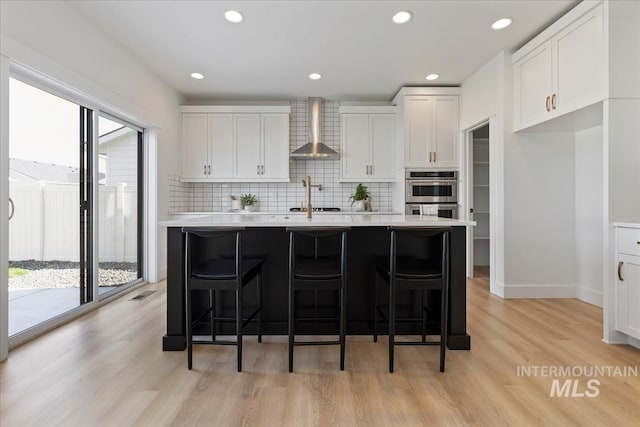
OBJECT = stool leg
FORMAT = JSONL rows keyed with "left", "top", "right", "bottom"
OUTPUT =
{"left": 214, "top": 289, "right": 216, "bottom": 341}
{"left": 373, "top": 272, "right": 378, "bottom": 343}
{"left": 340, "top": 284, "right": 346, "bottom": 371}
{"left": 421, "top": 290, "right": 426, "bottom": 343}
{"left": 237, "top": 286, "right": 243, "bottom": 372}
{"left": 440, "top": 286, "right": 448, "bottom": 373}
{"left": 288, "top": 284, "right": 294, "bottom": 373}
{"left": 389, "top": 280, "right": 396, "bottom": 373}
{"left": 257, "top": 272, "right": 263, "bottom": 343}
{"left": 186, "top": 287, "right": 193, "bottom": 370}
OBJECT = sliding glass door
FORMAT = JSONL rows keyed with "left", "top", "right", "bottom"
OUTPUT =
{"left": 7, "top": 77, "right": 144, "bottom": 338}
{"left": 97, "top": 115, "right": 143, "bottom": 296}
{"left": 8, "top": 77, "right": 92, "bottom": 336}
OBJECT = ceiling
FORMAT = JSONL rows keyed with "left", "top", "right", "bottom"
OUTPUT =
{"left": 70, "top": 0, "right": 578, "bottom": 102}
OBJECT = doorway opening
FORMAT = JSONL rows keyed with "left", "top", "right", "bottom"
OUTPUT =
{"left": 467, "top": 123, "right": 490, "bottom": 280}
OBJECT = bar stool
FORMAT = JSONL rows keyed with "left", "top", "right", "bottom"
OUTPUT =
{"left": 287, "top": 227, "right": 350, "bottom": 372}
{"left": 182, "top": 227, "right": 263, "bottom": 372}
{"left": 373, "top": 226, "right": 451, "bottom": 373}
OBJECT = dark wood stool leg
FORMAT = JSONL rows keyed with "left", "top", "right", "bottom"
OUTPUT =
{"left": 389, "top": 280, "right": 396, "bottom": 373}
{"left": 373, "top": 271, "right": 378, "bottom": 343}
{"left": 421, "top": 290, "right": 426, "bottom": 343}
{"left": 288, "top": 285, "right": 294, "bottom": 373}
{"left": 214, "top": 289, "right": 216, "bottom": 341}
{"left": 340, "top": 284, "right": 346, "bottom": 371}
{"left": 257, "top": 273, "right": 262, "bottom": 343}
{"left": 237, "top": 286, "right": 243, "bottom": 372}
{"left": 440, "top": 288, "right": 448, "bottom": 373}
{"left": 186, "top": 286, "right": 193, "bottom": 370}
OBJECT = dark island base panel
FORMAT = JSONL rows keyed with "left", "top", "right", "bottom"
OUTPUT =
{"left": 163, "top": 227, "right": 471, "bottom": 351}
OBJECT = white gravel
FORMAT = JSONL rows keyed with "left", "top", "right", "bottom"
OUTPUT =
{"left": 9, "top": 260, "right": 138, "bottom": 289}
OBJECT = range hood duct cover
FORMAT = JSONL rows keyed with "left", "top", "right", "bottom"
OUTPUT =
{"left": 290, "top": 97, "right": 339, "bottom": 159}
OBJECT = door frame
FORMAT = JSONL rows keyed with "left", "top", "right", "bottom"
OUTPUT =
{"left": 462, "top": 118, "right": 496, "bottom": 289}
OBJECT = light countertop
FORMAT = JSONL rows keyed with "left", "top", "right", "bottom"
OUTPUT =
{"left": 171, "top": 211, "right": 402, "bottom": 216}
{"left": 613, "top": 222, "right": 640, "bottom": 229}
{"left": 160, "top": 214, "right": 475, "bottom": 228}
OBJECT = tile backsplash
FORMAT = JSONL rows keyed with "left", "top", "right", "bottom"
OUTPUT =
{"left": 169, "top": 100, "right": 393, "bottom": 213}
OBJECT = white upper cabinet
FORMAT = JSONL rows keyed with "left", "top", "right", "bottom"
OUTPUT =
{"left": 402, "top": 94, "right": 459, "bottom": 168}
{"left": 182, "top": 114, "right": 209, "bottom": 180}
{"left": 260, "top": 114, "right": 290, "bottom": 180}
{"left": 208, "top": 114, "right": 233, "bottom": 179}
{"left": 339, "top": 107, "right": 396, "bottom": 182}
{"left": 181, "top": 106, "right": 290, "bottom": 182}
{"left": 234, "top": 114, "right": 262, "bottom": 179}
{"left": 513, "top": 2, "right": 604, "bottom": 131}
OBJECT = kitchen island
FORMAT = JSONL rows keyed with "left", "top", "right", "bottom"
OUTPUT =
{"left": 161, "top": 214, "right": 474, "bottom": 351}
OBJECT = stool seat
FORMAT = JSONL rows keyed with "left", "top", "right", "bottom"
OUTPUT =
{"left": 375, "top": 257, "right": 442, "bottom": 281}
{"left": 294, "top": 258, "right": 342, "bottom": 280}
{"left": 193, "top": 258, "right": 264, "bottom": 281}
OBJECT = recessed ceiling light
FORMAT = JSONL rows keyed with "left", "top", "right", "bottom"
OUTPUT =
{"left": 392, "top": 11, "right": 412, "bottom": 24}
{"left": 190, "top": 72, "right": 204, "bottom": 80}
{"left": 491, "top": 18, "right": 512, "bottom": 30}
{"left": 426, "top": 74, "right": 439, "bottom": 81}
{"left": 225, "top": 10, "right": 243, "bottom": 23}
{"left": 309, "top": 73, "right": 322, "bottom": 80}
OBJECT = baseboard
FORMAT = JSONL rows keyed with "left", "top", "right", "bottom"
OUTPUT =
{"left": 158, "top": 266, "right": 167, "bottom": 282}
{"left": 503, "top": 284, "right": 576, "bottom": 299}
{"left": 628, "top": 336, "right": 640, "bottom": 350}
{"left": 576, "top": 287, "right": 603, "bottom": 307}
{"left": 491, "top": 281, "right": 505, "bottom": 298}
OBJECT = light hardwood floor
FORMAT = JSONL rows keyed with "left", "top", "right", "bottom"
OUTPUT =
{"left": 2, "top": 270, "right": 639, "bottom": 426}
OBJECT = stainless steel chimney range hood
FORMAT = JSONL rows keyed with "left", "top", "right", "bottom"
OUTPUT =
{"left": 290, "top": 97, "right": 339, "bottom": 160}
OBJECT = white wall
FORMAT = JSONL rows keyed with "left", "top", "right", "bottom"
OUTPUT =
{"left": 575, "top": 125, "right": 604, "bottom": 306}
{"left": 0, "top": 0, "right": 183, "bottom": 281}
{"left": 0, "top": 1, "right": 180, "bottom": 357}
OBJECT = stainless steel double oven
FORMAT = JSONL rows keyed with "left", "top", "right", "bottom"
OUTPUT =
{"left": 405, "top": 170, "right": 459, "bottom": 218}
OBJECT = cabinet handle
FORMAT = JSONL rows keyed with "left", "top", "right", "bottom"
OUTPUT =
{"left": 208, "top": 165, "right": 211, "bottom": 175}
{"left": 618, "top": 261, "right": 624, "bottom": 282}
{"left": 261, "top": 165, "right": 265, "bottom": 175}
{"left": 545, "top": 96, "right": 551, "bottom": 112}
{"left": 257, "top": 165, "right": 260, "bottom": 175}
{"left": 365, "top": 165, "right": 369, "bottom": 175}
{"left": 204, "top": 165, "right": 207, "bottom": 175}
{"left": 429, "top": 152, "right": 432, "bottom": 162}
{"left": 370, "top": 164, "right": 373, "bottom": 175}
{"left": 433, "top": 152, "right": 436, "bottom": 163}
{"left": 551, "top": 93, "right": 557, "bottom": 110}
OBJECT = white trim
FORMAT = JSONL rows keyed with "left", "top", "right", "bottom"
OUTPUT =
{"left": 502, "top": 284, "right": 577, "bottom": 299}
{"left": 628, "top": 336, "right": 640, "bottom": 349}
{"left": 180, "top": 178, "right": 291, "bottom": 183}
{"left": 576, "top": 287, "right": 604, "bottom": 307}
{"left": 0, "top": 54, "right": 10, "bottom": 361}
{"left": 339, "top": 106, "right": 396, "bottom": 114}
{"left": 146, "top": 129, "right": 158, "bottom": 282}
{"left": 391, "top": 87, "right": 461, "bottom": 104}
{"left": 180, "top": 105, "right": 291, "bottom": 114}
{"left": 493, "top": 281, "right": 506, "bottom": 299}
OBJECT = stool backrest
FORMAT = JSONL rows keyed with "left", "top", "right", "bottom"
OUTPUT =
{"left": 388, "top": 226, "right": 451, "bottom": 280}
{"left": 182, "top": 227, "right": 244, "bottom": 280}
{"left": 287, "top": 227, "right": 350, "bottom": 274}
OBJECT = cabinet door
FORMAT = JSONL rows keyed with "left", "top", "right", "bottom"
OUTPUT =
{"left": 513, "top": 40, "right": 553, "bottom": 131}
{"left": 404, "top": 96, "right": 432, "bottom": 167}
{"left": 341, "top": 114, "right": 370, "bottom": 179}
{"left": 234, "top": 114, "right": 261, "bottom": 179}
{"left": 369, "top": 114, "right": 396, "bottom": 179}
{"left": 616, "top": 254, "right": 640, "bottom": 340}
{"left": 261, "top": 114, "right": 290, "bottom": 180}
{"left": 182, "top": 114, "right": 209, "bottom": 180}
{"left": 208, "top": 114, "right": 233, "bottom": 179}
{"left": 553, "top": 4, "right": 604, "bottom": 116}
{"left": 431, "top": 96, "right": 459, "bottom": 168}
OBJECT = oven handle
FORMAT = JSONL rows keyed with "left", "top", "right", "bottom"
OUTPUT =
{"left": 406, "top": 179, "right": 458, "bottom": 185}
